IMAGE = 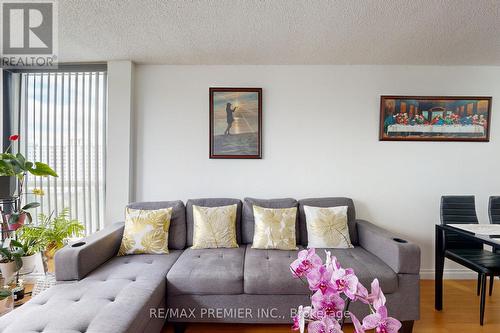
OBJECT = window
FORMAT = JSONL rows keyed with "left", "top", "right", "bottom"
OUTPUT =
{"left": 14, "top": 67, "right": 107, "bottom": 234}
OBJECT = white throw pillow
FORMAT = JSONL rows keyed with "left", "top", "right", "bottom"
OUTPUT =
{"left": 304, "top": 205, "right": 353, "bottom": 248}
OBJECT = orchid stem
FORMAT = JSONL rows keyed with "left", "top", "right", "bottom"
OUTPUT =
{"left": 340, "top": 298, "right": 351, "bottom": 329}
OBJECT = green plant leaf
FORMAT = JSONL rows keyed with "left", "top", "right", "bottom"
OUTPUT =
{"left": 10, "top": 239, "right": 23, "bottom": 248}
{"left": 0, "top": 290, "right": 11, "bottom": 300}
{"left": 24, "top": 161, "right": 33, "bottom": 170}
{"left": 28, "top": 162, "right": 58, "bottom": 177}
{"left": 13, "top": 255, "right": 23, "bottom": 271}
{"left": 1, "top": 153, "right": 16, "bottom": 160}
{"left": 0, "top": 247, "right": 12, "bottom": 261}
{"left": 12, "top": 247, "right": 25, "bottom": 257}
{"left": 22, "top": 202, "right": 40, "bottom": 210}
{"left": 8, "top": 213, "right": 19, "bottom": 225}
{"left": 15, "top": 153, "right": 26, "bottom": 169}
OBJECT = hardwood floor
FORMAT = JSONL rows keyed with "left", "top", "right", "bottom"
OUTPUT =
{"left": 163, "top": 279, "right": 500, "bottom": 332}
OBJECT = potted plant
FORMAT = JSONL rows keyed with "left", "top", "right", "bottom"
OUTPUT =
{"left": 0, "top": 243, "right": 24, "bottom": 283}
{"left": 5, "top": 202, "right": 40, "bottom": 232}
{"left": 0, "top": 289, "right": 13, "bottom": 316}
{"left": 0, "top": 134, "right": 58, "bottom": 232}
{"left": 290, "top": 248, "right": 402, "bottom": 333}
{"left": 21, "top": 208, "right": 84, "bottom": 273}
{"left": 9, "top": 236, "right": 45, "bottom": 275}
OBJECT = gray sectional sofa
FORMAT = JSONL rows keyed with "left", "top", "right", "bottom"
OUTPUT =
{"left": 0, "top": 197, "right": 420, "bottom": 333}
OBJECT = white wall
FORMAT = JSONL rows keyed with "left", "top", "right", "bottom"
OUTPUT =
{"left": 133, "top": 65, "right": 500, "bottom": 277}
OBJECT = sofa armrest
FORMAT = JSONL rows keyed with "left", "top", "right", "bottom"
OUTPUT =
{"left": 356, "top": 219, "right": 420, "bottom": 274}
{"left": 55, "top": 222, "right": 125, "bottom": 281}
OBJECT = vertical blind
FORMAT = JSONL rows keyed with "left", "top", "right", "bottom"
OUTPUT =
{"left": 18, "top": 70, "right": 107, "bottom": 234}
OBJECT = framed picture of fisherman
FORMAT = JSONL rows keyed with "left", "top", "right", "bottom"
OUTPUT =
{"left": 379, "top": 96, "right": 492, "bottom": 142}
{"left": 209, "top": 87, "right": 262, "bottom": 158}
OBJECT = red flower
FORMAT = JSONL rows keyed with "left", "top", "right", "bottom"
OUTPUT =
{"left": 9, "top": 134, "right": 19, "bottom": 141}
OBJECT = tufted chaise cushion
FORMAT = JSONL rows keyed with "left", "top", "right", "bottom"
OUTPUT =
{"left": 243, "top": 245, "right": 398, "bottom": 295}
{"left": 167, "top": 247, "right": 245, "bottom": 295}
{"left": 0, "top": 253, "right": 181, "bottom": 333}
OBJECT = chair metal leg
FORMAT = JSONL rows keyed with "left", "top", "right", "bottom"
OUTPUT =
{"left": 477, "top": 273, "right": 481, "bottom": 296}
{"left": 399, "top": 320, "right": 414, "bottom": 333}
{"left": 480, "top": 273, "right": 487, "bottom": 325}
{"left": 173, "top": 323, "right": 186, "bottom": 333}
{"left": 490, "top": 274, "right": 495, "bottom": 296}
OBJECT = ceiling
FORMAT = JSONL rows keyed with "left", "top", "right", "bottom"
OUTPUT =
{"left": 59, "top": 0, "right": 500, "bottom": 65}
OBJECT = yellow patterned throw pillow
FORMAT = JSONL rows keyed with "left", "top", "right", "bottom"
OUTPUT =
{"left": 191, "top": 204, "right": 238, "bottom": 249}
{"left": 118, "top": 207, "right": 172, "bottom": 256}
{"left": 252, "top": 206, "right": 298, "bottom": 250}
{"left": 304, "top": 205, "right": 353, "bottom": 248}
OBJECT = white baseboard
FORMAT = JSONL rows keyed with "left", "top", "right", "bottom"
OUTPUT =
{"left": 419, "top": 269, "right": 482, "bottom": 280}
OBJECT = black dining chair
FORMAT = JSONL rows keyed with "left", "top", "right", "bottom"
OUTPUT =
{"left": 489, "top": 196, "right": 500, "bottom": 225}
{"left": 487, "top": 196, "right": 500, "bottom": 295}
{"left": 440, "top": 195, "right": 500, "bottom": 325}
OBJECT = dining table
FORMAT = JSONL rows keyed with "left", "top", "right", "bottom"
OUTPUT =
{"left": 435, "top": 223, "right": 500, "bottom": 310}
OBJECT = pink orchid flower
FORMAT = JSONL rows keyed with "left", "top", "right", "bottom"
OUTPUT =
{"left": 354, "top": 282, "right": 369, "bottom": 304}
{"left": 292, "top": 305, "right": 312, "bottom": 333}
{"left": 368, "top": 279, "right": 386, "bottom": 310}
{"left": 331, "top": 266, "right": 359, "bottom": 300}
{"left": 307, "top": 316, "right": 343, "bottom": 333}
{"left": 290, "top": 248, "right": 323, "bottom": 278}
{"left": 307, "top": 265, "right": 335, "bottom": 293}
{"left": 292, "top": 315, "right": 300, "bottom": 331}
{"left": 324, "top": 250, "right": 334, "bottom": 268}
{"left": 362, "top": 305, "right": 402, "bottom": 333}
{"left": 349, "top": 312, "right": 365, "bottom": 333}
{"left": 311, "top": 289, "right": 345, "bottom": 318}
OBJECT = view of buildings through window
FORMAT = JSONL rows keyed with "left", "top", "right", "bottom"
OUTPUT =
{"left": 18, "top": 71, "right": 107, "bottom": 234}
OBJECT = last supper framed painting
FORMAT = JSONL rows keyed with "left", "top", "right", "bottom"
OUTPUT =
{"left": 379, "top": 96, "right": 492, "bottom": 142}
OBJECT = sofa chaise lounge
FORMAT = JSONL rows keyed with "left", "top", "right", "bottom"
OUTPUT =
{"left": 0, "top": 197, "right": 420, "bottom": 333}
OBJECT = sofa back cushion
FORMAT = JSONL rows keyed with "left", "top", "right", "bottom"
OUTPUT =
{"left": 298, "top": 197, "right": 357, "bottom": 246}
{"left": 186, "top": 198, "right": 243, "bottom": 247}
{"left": 242, "top": 197, "right": 299, "bottom": 244}
{"left": 127, "top": 201, "right": 186, "bottom": 250}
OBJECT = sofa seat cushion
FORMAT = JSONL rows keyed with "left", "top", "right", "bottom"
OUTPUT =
{"left": 167, "top": 247, "right": 245, "bottom": 295}
{"left": 325, "top": 247, "right": 398, "bottom": 293}
{"left": 0, "top": 252, "right": 181, "bottom": 333}
{"left": 244, "top": 246, "right": 398, "bottom": 295}
{"left": 244, "top": 245, "right": 307, "bottom": 294}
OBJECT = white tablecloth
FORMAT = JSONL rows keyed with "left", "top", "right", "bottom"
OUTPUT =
{"left": 387, "top": 124, "right": 484, "bottom": 135}
{"left": 449, "top": 224, "right": 500, "bottom": 236}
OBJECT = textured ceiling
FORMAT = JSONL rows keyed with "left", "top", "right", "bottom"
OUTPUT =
{"left": 59, "top": 0, "right": 500, "bottom": 65}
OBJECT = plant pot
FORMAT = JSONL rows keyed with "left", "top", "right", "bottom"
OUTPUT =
{"left": 19, "top": 253, "right": 39, "bottom": 275}
{"left": 0, "top": 176, "right": 16, "bottom": 199}
{"left": 0, "top": 261, "right": 17, "bottom": 284}
{"left": 4, "top": 212, "right": 26, "bottom": 231}
{"left": 42, "top": 249, "right": 56, "bottom": 274}
{"left": 0, "top": 291, "right": 13, "bottom": 316}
